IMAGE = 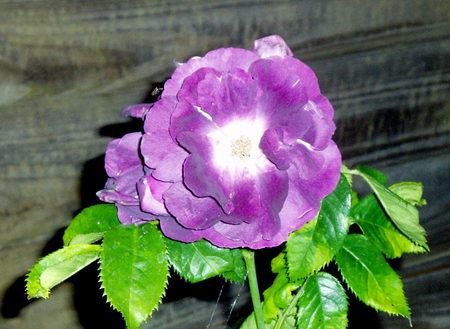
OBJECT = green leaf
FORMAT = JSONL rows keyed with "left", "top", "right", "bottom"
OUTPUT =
{"left": 296, "top": 272, "right": 348, "bottom": 329}
{"left": 287, "top": 175, "right": 351, "bottom": 280}
{"left": 335, "top": 234, "right": 410, "bottom": 318}
{"left": 350, "top": 190, "right": 360, "bottom": 207}
{"left": 356, "top": 165, "right": 387, "bottom": 185}
{"left": 271, "top": 251, "right": 287, "bottom": 274}
{"left": 352, "top": 195, "right": 427, "bottom": 258}
{"left": 165, "top": 238, "right": 245, "bottom": 283}
{"left": 220, "top": 244, "right": 246, "bottom": 283}
{"left": 221, "top": 256, "right": 247, "bottom": 283}
{"left": 341, "top": 164, "right": 353, "bottom": 187}
{"left": 389, "top": 182, "right": 426, "bottom": 206}
{"left": 63, "top": 204, "right": 119, "bottom": 246}
{"left": 356, "top": 166, "right": 428, "bottom": 248}
{"left": 26, "top": 244, "right": 101, "bottom": 299}
{"left": 100, "top": 223, "right": 169, "bottom": 329}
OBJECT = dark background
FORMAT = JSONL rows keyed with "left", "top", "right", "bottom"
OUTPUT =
{"left": 0, "top": 1, "right": 448, "bottom": 328}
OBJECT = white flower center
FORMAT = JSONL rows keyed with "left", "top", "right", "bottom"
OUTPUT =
{"left": 207, "top": 118, "right": 269, "bottom": 176}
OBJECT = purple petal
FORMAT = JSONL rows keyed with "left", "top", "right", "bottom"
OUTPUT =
{"left": 257, "top": 169, "right": 288, "bottom": 238}
{"left": 116, "top": 204, "right": 157, "bottom": 225}
{"left": 176, "top": 67, "right": 222, "bottom": 107}
{"left": 137, "top": 175, "right": 171, "bottom": 215}
{"left": 169, "top": 100, "right": 217, "bottom": 143}
{"left": 289, "top": 141, "right": 326, "bottom": 181}
{"left": 299, "top": 100, "right": 336, "bottom": 150}
{"left": 159, "top": 217, "right": 202, "bottom": 243}
{"left": 141, "top": 97, "right": 188, "bottom": 182}
{"left": 163, "top": 183, "right": 225, "bottom": 229}
{"left": 198, "top": 218, "right": 285, "bottom": 249}
{"left": 97, "top": 188, "right": 138, "bottom": 206}
{"left": 250, "top": 56, "right": 321, "bottom": 103}
{"left": 292, "top": 141, "right": 342, "bottom": 201}
{"left": 228, "top": 169, "right": 288, "bottom": 224}
{"left": 104, "top": 132, "right": 142, "bottom": 177}
{"left": 97, "top": 170, "right": 142, "bottom": 206}
{"left": 195, "top": 169, "right": 288, "bottom": 249}
{"left": 209, "top": 221, "right": 263, "bottom": 246}
{"left": 312, "top": 94, "right": 334, "bottom": 122}
{"left": 106, "top": 168, "right": 143, "bottom": 198}
{"left": 250, "top": 58, "right": 334, "bottom": 148}
{"left": 279, "top": 141, "right": 341, "bottom": 231}
{"left": 227, "top": 177, "right": 261, "bottom": 222}
{"left": 253, "top": 35, "right": 293, "bottom": 58}
{"left": 259, "top": 128, "right": 291, "bottom": 170}
{"left": 163, "top": 47, "right": 260, "bottom": 97}
{"left": 179, "top": 131, "right": 234, "bottom": 213}
{"left": 122, "top": 103, "right": 153, "bottom": 119}
{"left": 176, "top": 67, "right": 258, "bottom": 126}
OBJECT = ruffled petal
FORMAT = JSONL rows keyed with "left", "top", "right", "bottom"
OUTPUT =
{"left": 159, "top": 217, "right": 202, "bottom": 243}
{"left": 137, "top": 175, "right": 171, "bottom": 215}
{"left": 176, "top": 67, "right": 258, "bottom": 126}
{"left": 253, "top": 35, "right": 293, "bottom": 58}
{"left": 227, "top": 177, "right": 261, "bottom": 222}
{"left": 122, "top": 103, "right": 153, "bottom": 119}
{"left": 291, "top": 141, "right": 342, "bottom": 201}
{"left": 97, "top": 172, "right": 141, "bottom": 206}
{"left": 259, "top": 128, "right": 291, "bottom": 170}
{"left": 250, "top": 57, "right": 334, "bottom": 149}
{"left": 289, "top": 141, "right": 326, "bottom": 181}
{"left": 279, "top": 140, "right": 341, "bottom": 230}
{"left": 169, "top": 100, "right": 217, "bottom": 142}
{"left": 163, "top": 47, "right": 260, "bottom": 97}
{"left": 163, "top": 183, "right": 225, "bottom": 229}
{"left": 116, "top": 204, "right": 157, "bottom": 225}
{"left": 104, "top": 132, "right": 142, "bottom": 177}
{"left": 179, "top": 131, "right": 234, "bottom": 213}
{"left": 299, "top": 99, "right": 336, "bottom": 150}
{"left": 141, "top": 97, "right": 188, "bottom": 182}
{"left": 195, "top": 169, "right": 288, "bottom": 249}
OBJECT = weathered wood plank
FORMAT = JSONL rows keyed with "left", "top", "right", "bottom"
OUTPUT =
{"left": 0, "top": 1, "right": 448, "bottom": 328}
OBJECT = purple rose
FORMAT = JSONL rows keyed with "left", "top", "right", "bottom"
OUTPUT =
{"left": 98, "top": 35, "right": 341, "bottom": 249}
{"left": 97, "top": 132, "right": 156, "bottom": 224}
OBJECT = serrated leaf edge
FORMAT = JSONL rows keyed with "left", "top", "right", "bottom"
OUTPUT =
{"left": 287, "top": 218, "right": 338, "bottom": 281}
{"left": 295, "top": 273, "right": 349, "bottom": 329}
{"left": 166, "top": 239, "right": 244, "bottom": 283}
{"left": 334, "top": 241, "right": 411, "bottom": 318}
{"left": 63, "top": 203, "right": 119, "bottom": 246}
{"left": 356, "top": 169, "right": 428, "bottom": 248}
{"left": 98, "top": 225, "right": 170, "bottom": 329}
{"left": 98, "top": 257, "right": 170, "bottom": 324}
{"left": 26, "top": 244, "right": 101, "bottom": 299}
{"left": 355, "top": 216, "right": 427, "bottom": 258}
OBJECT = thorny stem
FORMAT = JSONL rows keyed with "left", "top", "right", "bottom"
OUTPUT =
{"left": 242, "top": 250, "right": 266, "bottom": 329}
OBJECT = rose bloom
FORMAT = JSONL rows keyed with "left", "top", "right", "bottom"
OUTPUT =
{"left": 97, "top": 35, "right": 341, "bottom": 249}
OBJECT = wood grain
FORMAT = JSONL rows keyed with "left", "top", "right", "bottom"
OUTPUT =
{"left": 0, "top": 1, "right": 449, "bottom": 328}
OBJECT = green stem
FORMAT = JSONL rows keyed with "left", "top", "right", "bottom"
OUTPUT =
{"left": 243, "top": 250, "right": 266, "bottom": 329}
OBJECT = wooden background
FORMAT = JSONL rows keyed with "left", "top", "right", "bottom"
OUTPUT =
{"left": 0, "top": 1, "right": 449, "bottom": 328}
